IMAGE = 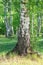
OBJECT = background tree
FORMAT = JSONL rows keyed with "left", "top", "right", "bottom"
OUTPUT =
{"left": 3, "top": 0, "right": 14, "bottom": 37}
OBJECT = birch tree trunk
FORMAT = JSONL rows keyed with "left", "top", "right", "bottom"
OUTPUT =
{"left": 32, "top": 13, "right": 34, "bottom": 35}
{"left": 8, "top": 0, "right": 14, "bottom": 36}
{"left": 37, "top": 13, "right": 41, "bottom": 36}
{"left": 17, "top": 0, "right": 30, "bottom": 55}
{"left": 3, "top": 0, "right": 14, "bottom": 37}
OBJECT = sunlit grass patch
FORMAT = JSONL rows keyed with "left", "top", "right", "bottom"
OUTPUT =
{"left": 0, "top": 54, "right": 43, "bottom": 65}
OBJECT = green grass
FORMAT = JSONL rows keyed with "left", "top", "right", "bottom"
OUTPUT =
{"left": 31, "top": 38, "right": 43, "bottom": 54}
{"left": 0, "top": 35, "right": 43, "bottom": 56}
{"left": 0, "top": 36, "right": 17, "bottom": 56}
{"left": 0, "top": 36, "right": 43, "bottom": 65}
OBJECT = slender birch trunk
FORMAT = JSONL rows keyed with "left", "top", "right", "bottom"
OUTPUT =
{"left": 3, "top": 0, "right": 14, "bottom": 37}
{"left": 8, "top": 0, "right": 14, "bottom": 36}
{"left": 32, "top": 13, "right": 34, "bottom": 35}
{"left": 37, "top": 13, "right": 41, "bottom": 36}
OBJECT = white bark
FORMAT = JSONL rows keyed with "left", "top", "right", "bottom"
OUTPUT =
{"left": 37, "top": 13, "right": 41, "bottom": 36}
{"left": 4, "top": 0, "right": 14, "bottom": 37}
{"left": 17, "top": 0, "right": 30, "bottom": 55}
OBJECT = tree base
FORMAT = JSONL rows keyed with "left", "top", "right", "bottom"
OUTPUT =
{"left": 6, "top": 44, "right": 41, "bottom": 57}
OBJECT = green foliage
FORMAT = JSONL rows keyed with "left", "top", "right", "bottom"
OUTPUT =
{"left": 0, "top": 17, "right": 6, "bottom": 34}
{"left": 0, "top": 0, "right": 43, "bottom": 35}
{"left": 0, "top": 0, "right": 43, "bottom": 54}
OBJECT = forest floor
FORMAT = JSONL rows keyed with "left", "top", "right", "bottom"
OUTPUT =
{"left": 0, "top": 36, "right": 43, "bottom": 65}
{"left": 0, "top": 54, "right": 43, "bottom": 65}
